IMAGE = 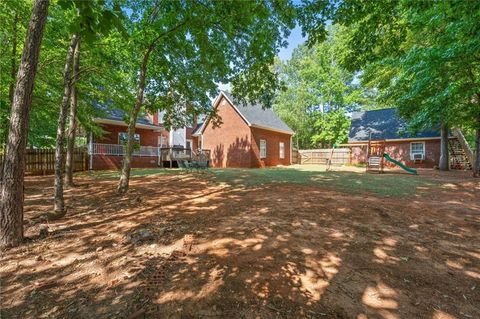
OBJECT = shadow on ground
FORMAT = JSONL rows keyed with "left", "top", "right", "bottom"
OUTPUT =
{"left": 1, "top": 168, "right": 479, "bottom": 319}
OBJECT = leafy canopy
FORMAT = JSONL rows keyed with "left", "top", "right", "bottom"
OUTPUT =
{"left": 274, "top": 25, "right": 371, "bottom": 148}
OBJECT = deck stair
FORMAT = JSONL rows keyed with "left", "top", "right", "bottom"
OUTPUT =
{"left": 448, "top": 137, "right": 472, "bottom": 170}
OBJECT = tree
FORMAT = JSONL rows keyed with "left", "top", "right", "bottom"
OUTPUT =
{"left": 302, "top": 0, "right": 480, "bottom": 174}
{"left": 0, "top": 0, "right": 30, "bottom": 149}
{"left": 115, "top": 0, "right": 296, "bottom": 194}
{"left": 53, "top": 34, "right": 79, "bottom": 217}
{"left": 274, "top": 25, "right": 369, "bottom": 148}
{"left": 0, "top": 0, "right": 50, "bottom": 248}
{"left": 53, "top": 1, "right": 124, "bottom": 216}
{"left": 311, "top": 109, "right": 351, "bottom": 147}
{"left": 65, "top": 38, "right": 80, "bottom": 188}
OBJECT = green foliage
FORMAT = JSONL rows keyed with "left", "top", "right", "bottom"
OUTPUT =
{"left": 0, "top": 0, "right": 124, "bottom": 148}
{"left": 0, "top": 0, "right": 30, "bottom": 148}
{"left": 274, "top": 25, "right": 371, "bottom": 148}
{"left": 311, "top": 109, "right": 350, "bottom": 146}
{"left": 95, "top": 0, "right": 299, "bottom": 133}
{"left": 312, "top": 0, "right": 480, "bottom": 137}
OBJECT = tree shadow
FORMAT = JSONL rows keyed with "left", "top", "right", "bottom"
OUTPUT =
{"left": 1, "top": 171, "right": 479, "bottom": 318}
{"left": 225, "top": 136, "right": 252, "bottom": 168}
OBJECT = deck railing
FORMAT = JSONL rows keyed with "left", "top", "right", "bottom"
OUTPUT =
{"left": 89, "top": 143, "right": 159, "bottom": 157}
{"left": 159, "top": 147, "right": 192, "bottom": 161}
{"left": 89, "top": 143, "right": 211, "bottom": 161}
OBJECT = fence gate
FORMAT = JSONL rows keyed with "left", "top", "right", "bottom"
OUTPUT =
{"left": 0, "top": 147, "right": 88, "bottom": 176}
{"left": 298, "top": 148, "right": 351, "bottom": 165}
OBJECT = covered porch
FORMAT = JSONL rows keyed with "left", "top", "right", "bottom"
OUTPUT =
{"left": 88, "top": 143, "right": 211, "bottom": 169}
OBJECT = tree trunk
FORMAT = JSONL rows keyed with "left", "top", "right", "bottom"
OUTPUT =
{"left": 474, "top": 123, "right": 480, "bottom": 177}
{"left": 65, "top": 38, "right": 81, "bottom": 188}
{"left": 116, "top": 48, "right": 153, "bottom": 194}
{"left": 9, "top": 12, "right": 19, "bottom": 105}
{"left": 439, "top": 123, "right": 449, "bottom": 171}
{"left": 2, "top": 12, "right": 19, "bottom": 157}
{"left": 53, "top": 34, "right": 80, "bottom": 216}
{"left": 0, "top": 0, "right": 49, "bottom": 248}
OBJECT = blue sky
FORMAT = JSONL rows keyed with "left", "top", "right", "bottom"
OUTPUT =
{"left": 278, "top": 25, "right": 307, "bottom": 61}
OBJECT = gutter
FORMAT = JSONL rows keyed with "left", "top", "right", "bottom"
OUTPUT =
{"left": 93, "top": 118, "right": 163, "bottom": 131}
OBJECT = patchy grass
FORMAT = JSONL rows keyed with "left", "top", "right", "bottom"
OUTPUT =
{"left": 209, "top": 165, "right": 442, "bottom": 197}
{"left": 80, "top": 165, "right": 454, "bottom": 198}
{"left": 80, "top": 168, "right": 180, "bottom": 179}
{"left": 3, "top": 169, "right": 479, "bottom": 319}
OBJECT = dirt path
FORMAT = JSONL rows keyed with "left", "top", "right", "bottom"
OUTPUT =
{"left": 1, "top": 172, "right": 479, "bottom": 319}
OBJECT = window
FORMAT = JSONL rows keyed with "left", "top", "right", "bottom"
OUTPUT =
{"left": 118, "top": 132, "right": 140, "bottom": 144}
{"left": 410, "top": 142, "right": 425, "bottom": 160}
{"left": 260, "top": 139, "right": 267, "bottom": 159}
{"left": 279, "top": 142, "right": 285, "bottom": 159}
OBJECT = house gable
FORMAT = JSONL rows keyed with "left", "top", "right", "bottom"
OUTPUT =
{"left": 200, "top": 91, "right": 294, "bottom": 136}
{"left": 201, "top": 95, "right": 253, "bottom": 167}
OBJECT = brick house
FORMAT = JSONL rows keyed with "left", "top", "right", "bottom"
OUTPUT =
{"left": 89, "top": 108, "right": 196, "bottom": 170}
{"left": 348, "top": 108, "right": 472, "bottom": 169}
{"left": 192, "top": 91, "right": 294, "bottom": 168}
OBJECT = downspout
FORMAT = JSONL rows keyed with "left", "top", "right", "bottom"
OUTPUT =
{"left": 88, "top": 131, "right": 93, "bottom": 170}
{"left": 290, "top": 135, "right": 293, "bottom": 165}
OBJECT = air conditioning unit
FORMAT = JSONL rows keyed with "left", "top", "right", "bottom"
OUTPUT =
{"left": 412, "top": 153, "right": 425, "bottom": 161}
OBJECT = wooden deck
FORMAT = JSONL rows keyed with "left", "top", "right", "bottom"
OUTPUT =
{"left": 159, "top": 148, "right": 211, "bottom": 168}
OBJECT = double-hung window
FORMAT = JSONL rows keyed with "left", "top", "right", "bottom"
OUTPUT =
{"left": 260, "top": 139, "right": 267, "bottom": 159}
{"left": 410, "top": 142, "right": 425, "bottom": 160}
{"left": 279, "top": 142, "right": 285, "bottom": 159}
{"left": 119, "top": 132, "right": 140, "bottom": 144}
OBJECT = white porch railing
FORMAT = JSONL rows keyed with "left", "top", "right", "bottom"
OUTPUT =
{"left": 89, "top": 143, "right": 159, "bottom": 157}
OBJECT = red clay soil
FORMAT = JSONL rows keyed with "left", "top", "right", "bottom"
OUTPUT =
{"left": 1, "top": 172, "right": 479, "bottom": 319}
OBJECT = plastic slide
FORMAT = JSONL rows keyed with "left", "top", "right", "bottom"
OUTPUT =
{"left": 383, "top": 153, "right": 418, "bottom": 175}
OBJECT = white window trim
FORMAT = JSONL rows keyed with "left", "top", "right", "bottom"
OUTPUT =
{"left": 279, "top": 142, "right": 285, "bottom": 159}
{"left": 119, "top": 132, "right": 140, "bottom": 144}
{"left": 260, "top": 139, "right": 267, "bottom": 159}
{"left": 410, "top": 141, "right": 425, "bottom": 160}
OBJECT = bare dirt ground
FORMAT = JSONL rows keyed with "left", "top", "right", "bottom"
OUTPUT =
{"left": 1, "top": 167, "right": 479, "bottom": 319}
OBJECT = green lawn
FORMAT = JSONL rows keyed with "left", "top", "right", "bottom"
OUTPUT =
{"left": 82, "top": 165, "right": 443, "bottom": 198}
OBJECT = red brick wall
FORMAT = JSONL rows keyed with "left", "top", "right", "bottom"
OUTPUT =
{"left": 91, "top": 155, "right": 158, "bottom": 170}
{"left": 192, "top": 136, "right": 199, "bottom": 150}
{"left": 201, "top": 96, "right": 253, "bottom": 168}
{"left": 186, "top": 127, "right": 194, "bottom": 140}
{"left": 95, "top": 123, "right": 165, "bottom": 147}
{"left": 351, "top": 139, "right": 441, "bottom": 168}
{"left": 251, "top": 127, "right": 291, "bottom": 167}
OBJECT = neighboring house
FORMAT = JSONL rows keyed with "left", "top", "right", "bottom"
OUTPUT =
{"left": 89, "top": 108, "right": 196, "bottom": 170}
{"left": 348, "top": 108, "right": 443, "bottom": 168}
{"left": 192, "top": 91, "right": 294, "bottom": 168}
{"left": 89, "top": 91, "right": 294, "bottom": 170}
{"left": 347, "top": 108, "right": 475, "bottom": 169}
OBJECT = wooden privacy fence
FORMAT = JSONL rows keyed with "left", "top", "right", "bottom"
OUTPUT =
{"left": 0, "top": 147, "right": 88, "bottom": 176}
{"left": 298, "top": 148, "right": 351, "bottom": 165}
{"left": 291, "top": 148, "right": 301, "bottom": 164}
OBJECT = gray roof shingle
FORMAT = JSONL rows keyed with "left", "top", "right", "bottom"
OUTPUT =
{"left": 94, "top": 101, "right": 156, "bottom": 126}
{"left": 348, "top": 108, "right": 440, "bottom": 142}
{"left": 222, "top": 92, "right": 294, "bottom": 134}
{"left": 192, "top": 122, "right": 203, "bottom": 135}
